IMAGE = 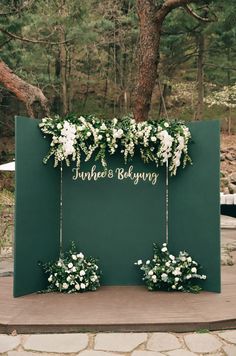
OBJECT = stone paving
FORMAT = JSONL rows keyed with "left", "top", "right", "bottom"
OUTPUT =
{"left": 0, "top": 330, "right": 236, "bottom": 356}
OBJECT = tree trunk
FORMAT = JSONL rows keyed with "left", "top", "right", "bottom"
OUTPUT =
{"left": 0, "top": 60, "right": 49, "bottom": 118}
{"left": 133, "top": 0, "right": 161, "bottom": 122}
{"left": 195, "top": 32, "right": 205, "bottom": 120}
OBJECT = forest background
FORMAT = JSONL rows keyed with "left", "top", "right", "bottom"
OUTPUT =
{"left": 0, "top": 0, "right": 236, "bottom": 185}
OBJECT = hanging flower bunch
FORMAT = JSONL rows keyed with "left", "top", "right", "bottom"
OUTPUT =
{"left": 135, "top": 243, "right": 206, "bottom": 293}
{"left": 42, "top": 242, "right": 101, "bottom": 293}
{"left": 39, "top": 115, "right": 192, "bottom": 176}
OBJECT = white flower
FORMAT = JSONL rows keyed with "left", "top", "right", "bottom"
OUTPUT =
{"left": 87, "top": 131, "right": 91, "bottom": 137}
{"left": 57, "top": 123, "right": 62, "bottom": 129}
{"left": 172, "top": 268, "right": 182, "bottom": 276}
{"left": 161, "top": 273, "right": 168, "bottom": 282}
{"left": 165, "top": 261, "right": 170, "bottom": 267}
{"left": 57, "top": 261, "right": 62, "bottom": 267}
{"left": 113, "top": 118, "right": 118, "bottom": 125}
{"left": 100, "top": 123, "right": 107, "bottom": 130}
{"left": 72, "top": 267, "right": 77, "bottom": 272}
{"left": 151, "top": 136, "right": 157, "bottom": 142}
{"left": 175, "top": 277, "right": 179, "bottom": 282}
{"left": 186, "top": 274, "right": 192, "bottom": 279}
{"left": 164, "top": 122, "right": 169, "bottom": 128}
{"left": 68, "top": 263, "right": 73, "bottom": 269}
{"left": 146, "top": 260, "right": 150, "bottom": 265}
{"left": 90, "top": 275, "right": 97, "bottom": 282}
{"left": 201, "top": 275, "right": 207, "bottom": 280}
{"left": 191, "top": 267, "right": 197, "bottom": 273}
{"left": 137, "top": 259, "right": 143, "bottom": 265}
{"left": 62, "top": 283, "right": 69, "bottom": 289}
{"left": 152, "top": 275, "right": 157, "bottom": 282}
{"left": 72, "top": 254, "right": 77, "bottom": 260}
{"left": 161, "top": 247, "right": 168, "bottom": 252}
{"left": 66, "top": 276, "right": 71, "bottom": 282}
{"left": 48, "top": 275, "right": 53, "bottom": 282}
{"left": 187, "top": 257, "right": 192, "bottom": 263}
{"left": 80, "top": 283, "right": 86, "bottom": 289}
{"left": 148, "top": 270, "right": 154, "bottom": 276}
{"left": 169, "top": 255, "right": 175, "bottom": 260}
{"left": 80, "top": 270, "right": 86, "bottom": 276}
{"left": 77, "top": 253, "right": 84, "bottom": 259}
{"left": 172, "top": 285, "right": 176, "bottom": 289}
{"left": 98, "top": 135, "right": 103, "bottom": 140}
{"left": 75, "top": 284, "right": 80, "bottom": 291}
{"left": 55, "top": 281, "right": 59, "bottom": 287}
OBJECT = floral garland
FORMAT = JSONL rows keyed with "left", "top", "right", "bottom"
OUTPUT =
{"left": 39, "top": 115, "right": 192, "bottom": 176}
{"left": 135, "top": 243, "right": 206, "bottom": 293}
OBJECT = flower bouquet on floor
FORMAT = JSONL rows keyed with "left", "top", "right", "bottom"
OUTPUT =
{"left": 135, "top": 243, "right": 206, "bottom": 293}
{"left": 42, "top": 242, "right": 101, "bottom": 293}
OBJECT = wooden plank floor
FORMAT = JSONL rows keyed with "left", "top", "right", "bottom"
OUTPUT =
{"left": 0, "top": 265, "right": 236, "bottom": 333}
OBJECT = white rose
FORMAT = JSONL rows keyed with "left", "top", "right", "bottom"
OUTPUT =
{"left": 137, "top": 259, "right": 143, "bottom": 265}
{"left": 151, "top": 136, "right": 157, "bottom": 142}
{"left": 187, "top": 257, "right": 192, "bottom": 263}
{"left": 164, "top": 122, "right": 169, "bottom": 128}
{"left": 80, "top": 283, "right": 86, "bottom": 289}
{"left": 146, "top": 260, "right": 150, "bottom": 265}
{"left": 57, "top": 261, "right": 62, "bottom": 267}
{"left": 186, "top": 274, "right": 192, "bottom": 279}
{"left": 80, "top": 270, "right": 86, "bottom": 276}
{"left": 175, "top": 277, "right": 179, "bottom": 282}
{"left": 148, "top": 270, "right": 154, "bottom": 276}
{"left": 77, "top": 253, "right": 84, "bottom": 259}
{"left": 57, "top": 123, "right": 62, "bottom": 129}
{"left": 191, "top": 267, "right": 197, "bottom": 273}
{"left": 66, "top": 276, "right": 71, "bottom": 282}
{"left": 100, "top": 123, "right": 107, "bottom": 130}
{"left": 75, "top": 284, "right": 80, "bottom": 290}
{"left": 172, "top": 285, "right": 176, "bottom": 289}
{"left": 72, "top": 267, "right": 77, "bottom": 272}
{"left": 87, "top": 131, "right": 91, "bottom": 137}
{"left": 161, "top": 273, "right": 168, "bottom": 282}
{"left": 169, "top": 255, "right": 175, "bottom": 260}
{"left": 68, "top": 263, "right": 73, "bottom": 269}
{"left": 201, "top": 275, "right": 207, "bottom": 280}
{"left": 161, "top": 247, "right": 167, "bottom": 252}
{"left": 62, "top": 283, "right": 69, "bottom": 289}
{"left": 72, "top": 254, "right": 77, "bottom": 260}
{"left": 48, "top": 275, "right": 53, "bottom": 282}
{"left": 98, "top": 135, "right": 103, "bottom": 140}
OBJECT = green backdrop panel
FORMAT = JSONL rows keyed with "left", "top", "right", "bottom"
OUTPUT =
{"left": 62, "top": 157, "right": 166, "bottom": 285}
{"left": 169, "top": 120, "right": 220, "bottom": 292}
{"left": 14, "top": 116, "right": 60, "bottom": 297}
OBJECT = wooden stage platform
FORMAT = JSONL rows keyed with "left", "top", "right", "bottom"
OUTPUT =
{"left": 0, "top": 265, "right": 236, "bottom": 334}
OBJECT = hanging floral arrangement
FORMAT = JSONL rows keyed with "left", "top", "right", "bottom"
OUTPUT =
{"left": 39, "top": 115, "right": 192, "bottom": 176}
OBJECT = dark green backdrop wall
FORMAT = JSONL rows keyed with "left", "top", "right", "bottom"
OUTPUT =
{"left": 14, "top": 117, "right": 220, "bottom": 297}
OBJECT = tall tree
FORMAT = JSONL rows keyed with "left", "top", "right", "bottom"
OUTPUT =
{"left": 133, "top": 0, "right": 213, "bottom": 122}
